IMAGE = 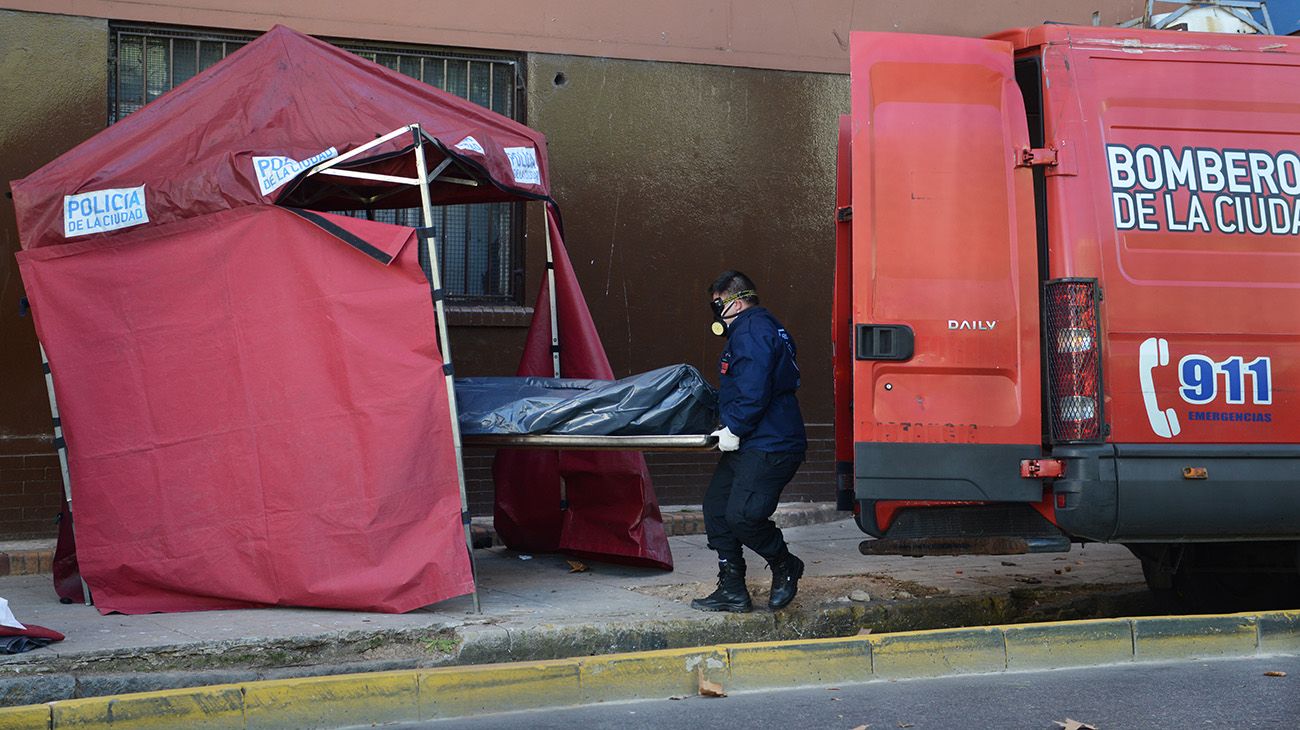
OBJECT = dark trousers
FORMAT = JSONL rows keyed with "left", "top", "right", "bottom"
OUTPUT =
{"left": 703, "top": 449, "right": 804, "bottom": 564}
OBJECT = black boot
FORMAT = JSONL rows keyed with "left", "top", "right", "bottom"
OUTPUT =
{"left": 690, "top": 560, "right": 752, "bottom": 613}
{"left": 767, "top": 552, "right": 804, "bottom": 609}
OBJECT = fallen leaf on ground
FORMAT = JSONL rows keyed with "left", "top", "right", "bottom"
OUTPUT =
{"left": 698, "top": 668, "right": 727, "bottom": 697}
{"left": 1054, "top": 569, "right": 1063, "bottom": 575}
{"left": 830, "top": 697, "right": 841, "bottom": 702}
{"left": 566, "top": 560, "right": 589, "bottom": 573}
{"left": 850, "top": 725, "right": 870, "bottom": 730}
{"left": 668, "top": 695, "right": 687, "bottom": 700}
{"left": 1001, "top": 561, "right": 1017, "bottom": 566}
{"left": 1264, "top": 671, "right": 1287, "bottom": 677}
{"left": 827, "top": 687, "right": 841, "bottom": 691}
{"left": 955, "top": 570, "right": 963, "bottom": 575}
{"left": 1016, "top": 576, "right": 1043, "bottom": 584}
{"left": 1054, "top": 719, "right": 1098, "bottom": 730}
{"left": 897, "top": 723, "right": 914, "bottom": 728}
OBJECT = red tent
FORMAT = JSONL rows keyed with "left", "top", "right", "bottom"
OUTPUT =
{"left": 11, "top": 26, "right": 670, "bottom": 614}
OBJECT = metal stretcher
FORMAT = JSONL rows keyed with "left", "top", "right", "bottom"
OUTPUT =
{"left": 461, "top": 434, "right": 718, "bottom": 451}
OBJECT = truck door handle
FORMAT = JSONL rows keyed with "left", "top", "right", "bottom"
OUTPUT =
{"left": 855, "top": 324, "right": 914, "bottom": 361}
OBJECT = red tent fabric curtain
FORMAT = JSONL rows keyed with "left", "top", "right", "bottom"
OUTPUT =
{"left": 17, "top": 208, "right": 473, "bottom": 613}
{"left": 493, "top": 207, "right": 673, "bottom": 569}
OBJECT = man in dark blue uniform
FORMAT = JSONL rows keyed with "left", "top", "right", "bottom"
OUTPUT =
{"left": 692, "top": 271, "right": 807, "bottom": 613}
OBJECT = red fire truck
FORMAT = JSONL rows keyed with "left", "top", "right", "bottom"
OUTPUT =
{"left": 834, "top": 24, "right": 1300, "bottom": 605}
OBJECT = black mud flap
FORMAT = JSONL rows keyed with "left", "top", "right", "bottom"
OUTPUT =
{"left": 860, "top": 535, "right": 1070, "bottom": 557}
{"left": 858, "top": 502, "right": 1071, "bottom": 556}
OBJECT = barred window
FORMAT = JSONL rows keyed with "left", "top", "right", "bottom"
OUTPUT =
{"left": 108, "top": 24, "right": 524, "bottom": 303}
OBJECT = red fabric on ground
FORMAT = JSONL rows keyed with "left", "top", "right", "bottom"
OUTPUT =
{"left": 17, "top": 207, "right": 473, "bottom": 613}
{"left": 0, "top": 624, "right": 64, "bottom": 642}
{"left": 494, "top": 207, "right": 673, "bottom": 570}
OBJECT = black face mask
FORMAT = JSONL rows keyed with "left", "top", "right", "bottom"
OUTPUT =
{"left": 710, "top": 290, "right": 755, "bottom": 337}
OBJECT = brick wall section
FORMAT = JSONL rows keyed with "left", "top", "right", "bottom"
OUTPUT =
{"left": 0, "top": 452, "right": 64, "bottom": 540}
{"left": 462, "top": 424, "right": 836, "bottom": 516}
{"left": 0, "top": 548, "right": 54, "bottom": 576}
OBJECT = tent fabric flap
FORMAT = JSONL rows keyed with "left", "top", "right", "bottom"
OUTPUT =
{"left": 16, "top": 206, "right": 473, "bottom": 613}
{"left": 493, "top": 208, "right": 674, "bottom": 570}
{"left": 282, "top": 207, "right": 416, "bottom": 265}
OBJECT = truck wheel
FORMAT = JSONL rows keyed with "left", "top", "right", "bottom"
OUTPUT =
{"left": 1128, "top": 545, "right": 1180, "bottom": 609}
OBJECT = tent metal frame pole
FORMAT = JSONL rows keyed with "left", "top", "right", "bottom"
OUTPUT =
{"left": 544, "top": 206, "right": 561, "bottom": 380}
{"left": 38, "top": 343, "right": 91, "bottom": 606}
{"left": 543, "top": 205, "right": 568, "bottom": 512}
{"left": 412, "top": 125, "right": 481, "bottom": 615}
{"left": 304, "top": 125, "right": 415, "bottom": 177}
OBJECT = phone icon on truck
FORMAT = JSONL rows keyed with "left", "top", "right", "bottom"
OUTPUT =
{"left": 1139, "top": 337, "right": 1180, "bottom": 439}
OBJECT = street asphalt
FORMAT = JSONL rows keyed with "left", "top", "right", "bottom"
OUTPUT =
{"left": 0, "top": 507, "right": 1154, "bottom": 705}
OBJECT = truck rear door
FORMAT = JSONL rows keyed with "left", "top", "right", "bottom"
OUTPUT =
{"left": 849, "top": 32, "right": 1043, "bottom": 507}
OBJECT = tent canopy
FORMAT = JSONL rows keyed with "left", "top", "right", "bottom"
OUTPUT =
{"left": 11, "top": 25, "right": 550, "bottom": 250}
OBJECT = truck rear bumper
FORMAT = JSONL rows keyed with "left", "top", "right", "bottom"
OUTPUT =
{"left": 854, "top": 441, "right": 1300, "bottom": 543}
{"left": 1055, "top": 443, "right": 1300, "bottom": 543}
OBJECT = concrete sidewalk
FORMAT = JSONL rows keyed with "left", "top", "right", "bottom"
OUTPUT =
{"left": 0, "top": 505, "right": 1151, "bottom": 706}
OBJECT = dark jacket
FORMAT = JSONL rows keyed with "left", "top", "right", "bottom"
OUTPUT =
{"left": 717, "top": 306, "right": 807, "bottom": 453}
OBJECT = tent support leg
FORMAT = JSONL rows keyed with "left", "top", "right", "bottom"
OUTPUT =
{"left": 413, "top": 127, "right": 481, "bottom": 615}
{"left": 543, "top": 205, "right": 568, "bottom": 512}
{"left": 39, "top": 343, "right": 91, "bottom": 606}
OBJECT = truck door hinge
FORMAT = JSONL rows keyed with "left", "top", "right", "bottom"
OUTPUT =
{"left": 836, "top": 206, "right": 852, "bottom": 222}
{"left": 1017, "top": 147, "right": 1058, "bottom": 168}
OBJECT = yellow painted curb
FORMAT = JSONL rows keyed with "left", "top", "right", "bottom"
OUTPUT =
{"left": 420, "top": 659, "right": 581, "bottom": 719}
{"left": 578, "top": 645, "right": 729, "bottom": 702}
{"left": 7, "top": 610, "right": 1298, "bottom": 728}
{"left": 869, "top": 626, "right": 1006, "bottom": 679}
{"left": 52, "top": 684, "right": 244, "bottom": 730}
{"left": 0, "top": 704, "right": 51, "bottom": 730}
{"left": 1004, "top": 618, "right": 1134, "bottom": 670}
{"left": 1134, "top": 614, "right": 1258, "bottom": 661}
{"left": 728, "top": 635, "right": 872, "bottom": 690}
{"left": 1258, "top": 610, "right": 1300, "bottom": 654}
{"left": 243, "top": 671, "right": 418, "bottom": 729}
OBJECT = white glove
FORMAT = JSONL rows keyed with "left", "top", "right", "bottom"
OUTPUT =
{"left": 711, "top": 426, "right": 740, "bottom": 452}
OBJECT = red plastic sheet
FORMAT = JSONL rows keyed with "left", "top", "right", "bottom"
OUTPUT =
{"left": 16, "top": 207, "right": 473, "bottom": 613}
{"left": 493, "top": 208, "right": 673, "bottom": 570}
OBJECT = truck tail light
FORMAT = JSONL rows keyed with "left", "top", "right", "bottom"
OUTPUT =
{"left": 1044, "top": 279, "right": 1102, "bottom": 442}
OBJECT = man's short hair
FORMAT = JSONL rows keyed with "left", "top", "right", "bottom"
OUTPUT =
{"left": 709, "top": 270, "right": 759, "bottom": 305}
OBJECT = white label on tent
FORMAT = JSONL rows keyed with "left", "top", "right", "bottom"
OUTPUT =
{"left": 63, "top": 185, "right": 149, "bottom": 238}
{"left": 252, "top": 147, "right": 338, "bottom": 196}
{"left": 504, "top": 146, "right": 541, "bottom": 185}
{"left": 455, "top": 136, "right": 485, "bottom": 155}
